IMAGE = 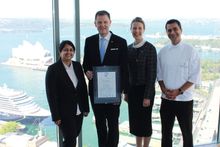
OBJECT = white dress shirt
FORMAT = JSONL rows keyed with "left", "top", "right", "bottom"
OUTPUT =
{"left": 157, "top": 41, "right": 201, "bottom": 101}
{"left": 63, "top": 62, "right": 81, "bottom": 115}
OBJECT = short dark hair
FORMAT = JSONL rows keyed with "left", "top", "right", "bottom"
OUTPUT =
{"left": 165, "top": 19, "right": 182, "bottom": 30}
{"left": 130, "top": 17, "right": 145, "bottom": 30}
{"left": 95, "top": 10, "right": 111, "bottom": 20}
{"left": 59, "top": 40, "right": 75, "bottom": 52}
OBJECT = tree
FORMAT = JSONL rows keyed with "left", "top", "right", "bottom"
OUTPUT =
{"left": 0, "top": 121, "right": 20, "bottom": 134}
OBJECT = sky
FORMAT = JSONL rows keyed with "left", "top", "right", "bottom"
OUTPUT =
{"left": 0, "top": 0, "right": 219, "bottom": 20}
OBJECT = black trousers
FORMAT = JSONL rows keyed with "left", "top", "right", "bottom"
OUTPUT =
{"left": 59, "top": 114, "right": 83, "bottom": 147}
{"left": 160, "top": 98, "right": 193, "bottom": 147}
{"left": 91, "top": 98, "right": 120, "bottom": 147}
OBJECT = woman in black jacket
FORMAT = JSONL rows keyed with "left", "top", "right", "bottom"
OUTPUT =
{"left": 45, "top": 40, "right": 89, "bottom": 147}
{"left": 125, "top": 17, "right": 157, "bottom": 147}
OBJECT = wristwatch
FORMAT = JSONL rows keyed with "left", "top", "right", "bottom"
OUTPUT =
{"left": 178, "top": 88, "right": 184, "bottom": 95}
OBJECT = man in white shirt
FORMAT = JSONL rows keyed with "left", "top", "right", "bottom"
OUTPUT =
{"left": 157, "top": 19, "right": 201, "bottom": 147}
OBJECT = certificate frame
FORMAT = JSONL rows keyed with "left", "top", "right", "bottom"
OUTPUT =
{"left": 93, "top": 66, "right": 121, "bottom": 104}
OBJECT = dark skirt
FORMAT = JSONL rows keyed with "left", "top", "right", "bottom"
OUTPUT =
{"left": 128, "top": 85, "right": 154, "bottom": 137}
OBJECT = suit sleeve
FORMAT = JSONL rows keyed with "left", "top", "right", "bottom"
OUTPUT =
{"left": 77, "top": 62, "right": 90, "bottom": 113}
{"left": 45, "top": 65, "right": 61, "bottom": 121}
{"left": 144, "top": 45, "right": 157, "bottom": 99}
{"left": 83, "top": 38, "right": 92, "bottom": 73}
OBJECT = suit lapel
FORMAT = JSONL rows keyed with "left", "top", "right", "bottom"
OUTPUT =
{"left": 72, "top": 62, "right": 80, "bottom": 88}
{"left": 58, "top": 60, "right": 69, "bottom": 81}
{"left": 96, "top": 35, "right": 103, "bottom": 63}
{"left": 106, "top": 35, "right": 114, "bottom": 53}
{"left": 58, "top": 60, "right": 77, "bottom": 90}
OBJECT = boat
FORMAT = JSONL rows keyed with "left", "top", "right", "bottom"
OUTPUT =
{"left": 1, "top": 40, "right": 53, "bottom": 71}
{"left": 0, "top": 85, "right": 50, "bottom": 123}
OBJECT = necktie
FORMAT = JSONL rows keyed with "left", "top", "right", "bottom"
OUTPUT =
{"left": 100, "top": 37, "right": 106, "bottom": 62}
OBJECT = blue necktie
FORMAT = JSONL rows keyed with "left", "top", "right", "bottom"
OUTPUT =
{"left": 100, "top": 37, "right": 106, "bottom": 62}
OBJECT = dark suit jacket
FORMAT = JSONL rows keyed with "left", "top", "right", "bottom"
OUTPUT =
{"left": 83, "top": 32, "right": 128, "bottom": 98}
{"left": 45, "top": 60, "right": 89, "bottom": 121}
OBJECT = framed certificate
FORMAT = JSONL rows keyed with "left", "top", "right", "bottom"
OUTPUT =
{"left": 93, "top": 66, "right": 121, "bottom": 104}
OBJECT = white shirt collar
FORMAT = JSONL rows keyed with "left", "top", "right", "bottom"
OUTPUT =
{"left": 99, "top": 32, "right": 111, "bottom": 41}
{"left": 62, "top": 61, "right": 73, "bottom": 69}
{"left": 133, "top": 40, "right": 145, "bottom": 48}
{"left": 170, "top": 41, "right": 182, "bottom": 48}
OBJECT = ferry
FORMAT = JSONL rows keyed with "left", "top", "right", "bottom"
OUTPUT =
{"left": 0, "top": 85, "right": 50, "bottom": 123}
{"left": 1, "top": 40, "right": 53, "bottom": 71}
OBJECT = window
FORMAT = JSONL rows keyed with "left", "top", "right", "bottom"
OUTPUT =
{"left": 0, "top": 0, "right": 57, "bottom": 146}
{"left": 79, "top": 0, "right": 220, "bottom": 146}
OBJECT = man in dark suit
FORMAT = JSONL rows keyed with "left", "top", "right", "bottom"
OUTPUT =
{"left": 83, "top": 10, "right": 128, "bottom": 147}
{"left": 46, "top": 40, "right": 89, "bottom": 147}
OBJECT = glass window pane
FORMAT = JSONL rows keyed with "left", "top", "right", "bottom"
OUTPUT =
{"left": 0, "top": 0, "right": 57, "bottom": 146}
{"left": 59, "top": 0, "right": 75, "bottom": 41}
{"left": 80, "top": 0, "right": 220, "bottom": 146}
{"left": 59, "top": 0, "right": 77, "bottom": 61}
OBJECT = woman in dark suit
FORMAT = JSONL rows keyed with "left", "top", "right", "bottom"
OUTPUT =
{"left": 124, "top": 17, "right": 157, "bottom": 147}
{"left": 45, "top": 40, "right": 89, "bottom": 147}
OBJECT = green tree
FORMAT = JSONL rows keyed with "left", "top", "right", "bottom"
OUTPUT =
{"left": 0, "top": 121, "right": 20, "bottom": 134}
{"left": 202, "top": 60, "right": 220, "bottom": 80}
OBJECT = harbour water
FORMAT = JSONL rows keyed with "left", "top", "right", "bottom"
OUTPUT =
{"left": 0, "top": 18, "right": 220, "bottom": 146}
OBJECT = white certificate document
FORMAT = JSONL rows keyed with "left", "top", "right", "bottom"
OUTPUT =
{"left": 97, "top": 72, "right": 116, "bottom": 98}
